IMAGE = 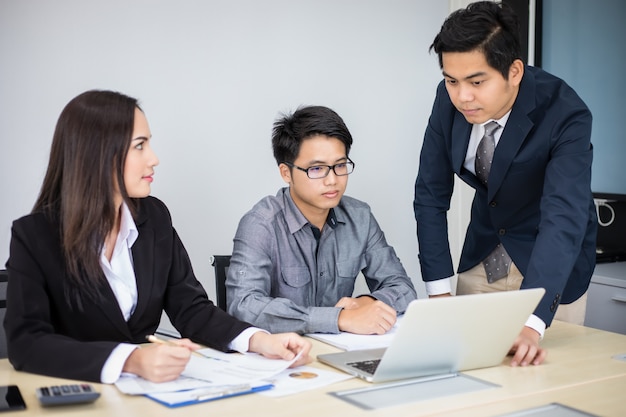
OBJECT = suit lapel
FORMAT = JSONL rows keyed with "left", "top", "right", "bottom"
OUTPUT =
{"left": 94, "top": 277, "right": 133, "bottom": 339}
{"left": 451, "top": 112, "right": 482, "bottom": 188}
{"left": 451, "top": 112, "right": 471, "bottom": 173}
{"left": 488, "top": 117, "right": 533, "bottom": 200}
{"left": 128, "top": 203, "right": 155, "bottom": 328}
{"left": 488, "top": 68, "right": 537, "bottom": 201}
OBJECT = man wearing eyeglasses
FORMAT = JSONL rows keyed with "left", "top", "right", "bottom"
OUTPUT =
{"left": 226, "top": 105, "right": 417, "bottom": 335}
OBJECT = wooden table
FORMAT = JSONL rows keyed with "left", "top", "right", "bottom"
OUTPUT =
{"left": 1, "top": 321, "right": 625, "bottom": 416}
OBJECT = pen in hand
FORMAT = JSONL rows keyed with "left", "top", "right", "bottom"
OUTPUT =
{"left": 145, "top": 335, "right": 204, "bottom": 358}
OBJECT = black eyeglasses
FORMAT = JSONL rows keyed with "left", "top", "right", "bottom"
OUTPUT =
{"left": 283, "top": 159, "right": 355, "bottom": 179}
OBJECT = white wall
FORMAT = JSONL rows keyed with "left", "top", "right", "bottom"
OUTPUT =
{"left": 0, "top": 1, "right": 453, "bottom": 320}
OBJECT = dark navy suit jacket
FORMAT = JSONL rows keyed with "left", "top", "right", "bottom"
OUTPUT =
{"left": 414, "top": 66, "right": 597, "bottom": 326}
{"left": 5, "top": 196, "right": 251, "bottom": 382}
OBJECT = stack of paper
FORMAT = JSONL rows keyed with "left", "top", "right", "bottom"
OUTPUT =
{"left": 306, "top": 316, "right": 401, "bottom": 351}
{"left": 115, "top": 347, "right": 301, "bottom": 407}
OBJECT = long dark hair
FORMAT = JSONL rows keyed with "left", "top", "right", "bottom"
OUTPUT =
{"left": 33, "top": 90, "right": 139, "bottom": 305}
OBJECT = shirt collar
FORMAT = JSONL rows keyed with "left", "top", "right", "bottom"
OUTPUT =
{"left": 482, "top": 109, "right": 512, "bottom": 129}
{"left": 327, "top": 208, "right": 338, "bottom": 229}
{"left": 280, "top": 187, "right": 339, "bottom": 234}
{"left": 119, "top": 202, "right": 139, "bottom": 248}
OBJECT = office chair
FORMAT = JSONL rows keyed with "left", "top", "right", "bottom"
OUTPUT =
{"left": 210, "top": 255, "right": 231, "bottom": 311}
{"left": 0, "top": 269, "right": 8, "bottom": 358}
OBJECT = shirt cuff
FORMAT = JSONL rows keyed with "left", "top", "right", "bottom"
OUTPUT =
{"left": 310, "top": 306, "right": 342, "bottom": 333}
{"left": 228, "top": 327, "right": 268, "bottom": 353}
{"left": 100, "top": 343, "right": 138, "bottom": 384}
{"left": 525, "top": 314, "right": 546, "bottom": 340}
{"left": 424, "top": 277, "right": 452, "bottom": 296}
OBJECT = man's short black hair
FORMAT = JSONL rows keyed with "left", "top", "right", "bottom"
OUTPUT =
{"left": 430, "top": 1, "right": 523, "bottom": 79}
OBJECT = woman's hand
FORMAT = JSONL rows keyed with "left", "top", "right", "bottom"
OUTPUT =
{"left": 248, "top": 332, "right": 312, "bottom": 367}
{"left": 122, "top": 338, "right": 201, "bottom": 382}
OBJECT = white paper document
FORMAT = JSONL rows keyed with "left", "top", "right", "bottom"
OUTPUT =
{"left": 115, "top": 347, "right": 302, "bottom": 395}
{"left": 259, "top": 365, "right": 353, "bottom": 397}
{"left": 306, "top": 316, "right": 401, "bottom": 351}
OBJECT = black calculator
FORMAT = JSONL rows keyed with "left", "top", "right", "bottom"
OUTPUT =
{"left": 36, "top": 384, "right": 100, "bottom": 406}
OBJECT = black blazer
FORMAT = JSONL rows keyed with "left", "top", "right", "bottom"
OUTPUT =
{"left": 414, "top": 66, "right": 597, "bottom": 325}
{"left": 4, "top": 196, "right": 250, "bottom": 382}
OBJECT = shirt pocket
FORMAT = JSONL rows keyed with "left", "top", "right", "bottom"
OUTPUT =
{"left": 280, "top": 267, "right": 312, "bottom": 288}
{"left": 336, "top": 256, "right": 365, "bottom": 279}
{"left": 278, "top": 267, "right": 312, "bottom": 304}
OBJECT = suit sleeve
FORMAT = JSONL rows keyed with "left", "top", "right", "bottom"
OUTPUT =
{"left": 522, "top": 104, "right": 595, "bottom": 325}
{"left": 161, "top": 227, "right": 252, "bottom": 350}
{"left": 414, "top": 84, "right": 456, "bottom": 282}
{"left": 136, "top": 197, "right": 252, "bottom": 350}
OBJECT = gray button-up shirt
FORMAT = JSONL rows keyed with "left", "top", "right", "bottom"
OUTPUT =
{"left": 226, "top": 187, "right": 417, "bottom": 334}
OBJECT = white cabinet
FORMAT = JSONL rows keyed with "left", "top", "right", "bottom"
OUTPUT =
{"left": 584, "top": 262, "right": 626, "bottom": 335}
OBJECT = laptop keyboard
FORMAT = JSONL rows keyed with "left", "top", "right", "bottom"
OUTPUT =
{"left": 347, "top": 359, "right": 380, "bottom": 375}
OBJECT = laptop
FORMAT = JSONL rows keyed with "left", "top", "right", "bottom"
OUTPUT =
{"left": 317, "top": 288, "right": 545, "bottom": 383}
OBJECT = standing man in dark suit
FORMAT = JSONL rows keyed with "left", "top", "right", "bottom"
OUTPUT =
{"left": 414, "top": 1, "right": 596, "bottom": 367}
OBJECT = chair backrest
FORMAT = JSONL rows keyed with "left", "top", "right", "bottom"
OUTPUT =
{"left": 0, "top": 269, "right": 8, "bottom": 359}
{"left": 210, "top": 255, "right": 231, "bottom": 311}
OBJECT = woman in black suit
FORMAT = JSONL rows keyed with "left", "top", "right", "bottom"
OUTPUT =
{"left": 4, "top": 90, "right": 310, "bottom": 383}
